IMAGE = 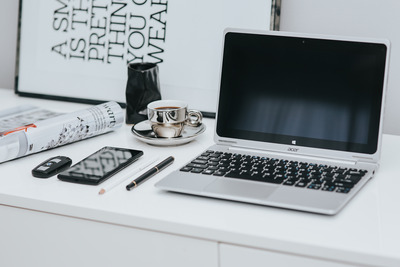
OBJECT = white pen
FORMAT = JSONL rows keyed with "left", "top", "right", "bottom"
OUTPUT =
{"left": 98, "top": 157, "right": 159, "bottom": 195}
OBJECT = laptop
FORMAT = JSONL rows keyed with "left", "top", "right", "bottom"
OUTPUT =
{"left": 155, "top": 28, "right": 390, "bottom": 215}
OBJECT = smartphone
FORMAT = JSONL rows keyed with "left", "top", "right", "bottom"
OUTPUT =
{"left": 57, "top": 146, "right": 143, "bottom": 185}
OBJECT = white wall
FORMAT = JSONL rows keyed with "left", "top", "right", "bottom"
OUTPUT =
{"left": 280, "top": 0, "right": 400, "bottom": 135}
{"left": 0, "top": 0, "right": 19, "bottom": 89}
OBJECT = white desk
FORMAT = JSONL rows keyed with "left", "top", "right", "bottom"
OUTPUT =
{"left": 0, "top": 88, "right": 399, "bottom": 267}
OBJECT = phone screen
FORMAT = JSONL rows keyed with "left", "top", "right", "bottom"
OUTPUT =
{"left": 57, "top": 146, "right": 143, "bottom": 185}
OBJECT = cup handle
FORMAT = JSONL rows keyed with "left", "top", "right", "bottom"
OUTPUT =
{"left": 186, "top": 110, "right": 203, "bottom": 127}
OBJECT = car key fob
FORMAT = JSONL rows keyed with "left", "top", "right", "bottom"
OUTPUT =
{"left": 32, "top": 156, "right": 72, "bottom": 178}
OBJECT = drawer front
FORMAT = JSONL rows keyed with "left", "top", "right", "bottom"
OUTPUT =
{"left": 0, "top": 205, "right": 218, "bottom": 267}
{"left": 219, "top": 243, "right": 356, "bottom": 267}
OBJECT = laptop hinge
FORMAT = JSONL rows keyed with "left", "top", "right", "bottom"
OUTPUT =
{"left": 228, "top": 146, "right": 358, "bottom": 166}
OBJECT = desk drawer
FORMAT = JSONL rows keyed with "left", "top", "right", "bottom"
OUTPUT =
{"left": 0, "top": 204, "right": 218, "bottom": 267}
{"left": 219, "top": 243, "right": 356, "bottom": 267}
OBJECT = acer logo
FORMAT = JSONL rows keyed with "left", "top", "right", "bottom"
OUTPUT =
{"left": 288, "top": 147, "right": 299, "bottom": 152}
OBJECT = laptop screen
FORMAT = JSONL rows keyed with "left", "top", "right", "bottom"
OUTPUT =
{"left": 216, "top": 31, "right": 388, "bottom": 154}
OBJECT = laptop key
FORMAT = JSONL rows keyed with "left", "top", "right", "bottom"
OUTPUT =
{"left": 202, "top": 169, "right": 215, "bottom": 175}
{"left": 191, "top": 159, "right": 208, "bottom": 164}
{"left": 187, "top": 163, "right": 207, "bottom": 169}
{"left": 325, "top": 181, "right": 354, "bottom": 188}
{"left": 207, "top": 166, "right": 219, "bottom": 170}
{"left": 180, "top": 167, "right": 192, "bottom": 172}
{"left": 349, "top": 171, "right": 366, "bottom": 177}
{"left": 283, "top": 179, "right": 296, "bottom": 186}
{"left": 295, "top": 181, "right": 308, "bottom": 187}
{"left": 337, "top": 178, "right": 360, "bottom": 184}
{"left": 336, "top": 187, "right": 351, "bottom": 193}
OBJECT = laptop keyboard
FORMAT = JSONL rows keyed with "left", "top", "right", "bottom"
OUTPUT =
{"left": 180, "top": 150, "right": 368, "bottom": 194}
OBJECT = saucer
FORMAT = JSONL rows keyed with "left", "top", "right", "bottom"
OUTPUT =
{"left": 131, "top": 120, "right": 206, "bottom": 146}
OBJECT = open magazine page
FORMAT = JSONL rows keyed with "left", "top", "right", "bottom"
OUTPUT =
{"left": 0, "top": 102, "right": 124, "bottom": 163}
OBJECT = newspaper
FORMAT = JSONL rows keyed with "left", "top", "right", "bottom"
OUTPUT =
{"left": 0, "top": 102, "right": 124, "bottom": 163}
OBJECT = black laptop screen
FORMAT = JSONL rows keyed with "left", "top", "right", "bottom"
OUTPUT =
{"left": 216, "top": 31, "right": 387, "bottom": 154}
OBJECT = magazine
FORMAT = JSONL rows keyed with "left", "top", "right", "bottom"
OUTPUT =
{"left": 0, "top": 102, "right": 124, "bottom": 163}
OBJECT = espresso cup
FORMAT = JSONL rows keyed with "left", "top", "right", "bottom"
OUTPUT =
{"left": 147, "top": 100, "right": 202, "bottom": 138}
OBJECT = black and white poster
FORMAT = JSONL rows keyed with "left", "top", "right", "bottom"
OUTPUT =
{"left": 17, "top": 0, "right": 272, "bottom": 113}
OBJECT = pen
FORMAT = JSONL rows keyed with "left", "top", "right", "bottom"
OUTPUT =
{"left": 98, "top": 157, "right": 159, "bottom": 195}
{"left": 126, "top": 156, "right": 175, "bottom": 191}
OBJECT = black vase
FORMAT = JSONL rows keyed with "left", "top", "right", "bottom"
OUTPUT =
{"left": 125, "top": 62, "right": 161, "bottom": 124}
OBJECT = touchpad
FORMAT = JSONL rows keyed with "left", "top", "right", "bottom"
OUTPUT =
{"left": 203, "top": 178, "right": 277, "bottom": 201}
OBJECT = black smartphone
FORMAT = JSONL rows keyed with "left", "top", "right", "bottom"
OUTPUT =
{"left": 57, "top": 146, "right": 143, "bottom": 185}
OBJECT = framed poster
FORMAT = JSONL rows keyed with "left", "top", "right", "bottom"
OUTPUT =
{"left": 16, "top": 0, "right": 280, "bottom": 115}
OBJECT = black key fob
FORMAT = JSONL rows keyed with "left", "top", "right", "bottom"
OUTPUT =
{"left": 32, "top": 156, "right": 72, "bottom": 178}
